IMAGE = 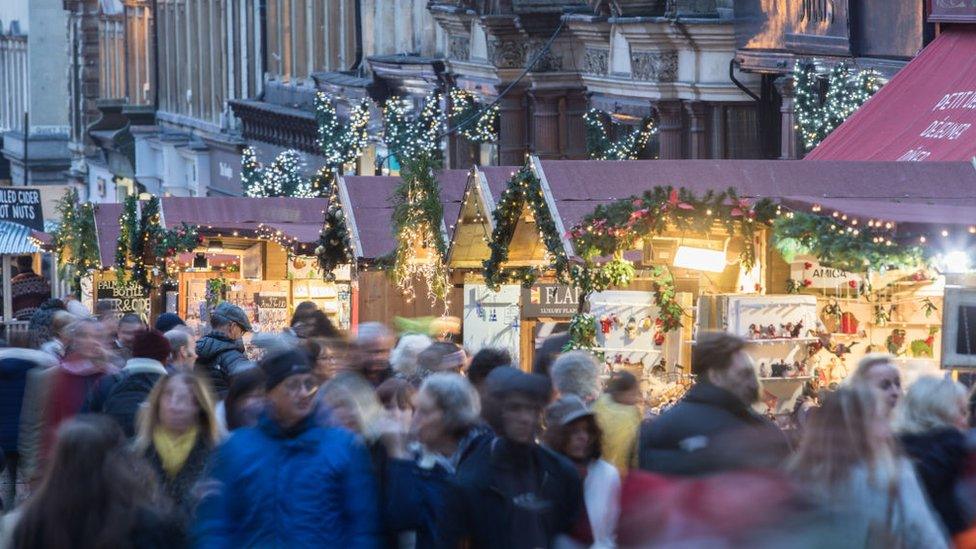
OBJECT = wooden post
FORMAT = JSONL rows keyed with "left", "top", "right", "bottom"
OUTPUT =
{"left": 2, "top": 255, "right": 12, "bottom": 321}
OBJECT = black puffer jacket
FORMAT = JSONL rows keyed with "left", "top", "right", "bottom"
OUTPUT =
{"left": 639, "top": 382, "right": 790, "bottom": 476}
{"left": 899, "top": 427, "right": 968, "bottom": 535}
{"left": 194, "top": 332, "right": 250, "bottom": 397}
{"left": 85, "top": 358, "right": 168, "bottom": 437}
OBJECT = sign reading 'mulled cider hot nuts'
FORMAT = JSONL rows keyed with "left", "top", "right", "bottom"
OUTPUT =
{"left": 0, "top": 188, "right": 44, "bottom": 231}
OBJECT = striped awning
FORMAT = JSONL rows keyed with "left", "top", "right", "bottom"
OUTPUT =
{"left": 0, "top": 221, "right": 42, "bottom": 255}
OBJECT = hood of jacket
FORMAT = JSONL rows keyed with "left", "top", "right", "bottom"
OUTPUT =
{"left": 196, "top": 331, "right": 244, "bottom": 363}
{"left": 123, "top": 357, "right": 168, "bottom": 376}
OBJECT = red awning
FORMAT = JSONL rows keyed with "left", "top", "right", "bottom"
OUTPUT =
{"left": 807, "top": 29, "right": 976, "bottom": 161}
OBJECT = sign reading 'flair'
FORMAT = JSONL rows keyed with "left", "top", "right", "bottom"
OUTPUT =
{"left": 522, "top": 284, "right": 581, "bottom": 318}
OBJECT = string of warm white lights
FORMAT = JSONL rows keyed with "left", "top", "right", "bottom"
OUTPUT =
{"left": 794, "top": 59, "right": 885, "bottom": 151}
{"left": 583, "top": 109, "right": 657, "bottom": 160}
{"left": 449, "top": 88, "right": 499, "bottom": 144}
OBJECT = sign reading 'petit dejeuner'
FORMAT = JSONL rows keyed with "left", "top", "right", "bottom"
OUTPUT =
{"left": 0, "top": 189, "right": 43, "bottom": 231}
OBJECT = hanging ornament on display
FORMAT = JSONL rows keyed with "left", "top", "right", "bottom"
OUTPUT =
{"left": 873, "top": 305, "right": 891, "bottom": 327}
{"left": 840, "top": 311, "right": 859, "bottom": 335}
{"left": 599, "top": 315, "right": 614, "bottom": 335}
{"left": 625, "top": 317, "right": 639, "bottom": 340}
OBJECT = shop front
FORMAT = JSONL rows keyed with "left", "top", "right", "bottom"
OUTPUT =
{"left": 465, "top": 156, "right": 976, "bottom": 419}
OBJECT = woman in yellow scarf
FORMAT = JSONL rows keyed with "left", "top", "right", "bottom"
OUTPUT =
{"left": 134, "top": 372, "right": 221, "bottom": 522}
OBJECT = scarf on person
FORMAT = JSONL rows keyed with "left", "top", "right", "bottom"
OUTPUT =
{"left": 152, "top": 426, "right": 199, "bottom": 477}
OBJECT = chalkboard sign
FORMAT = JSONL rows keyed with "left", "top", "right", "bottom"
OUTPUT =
{"left": 96, "top": 279, "right": 150, "bottom": 318}
{"left": 0, "top": 188, "right": 43, "bottom": 231}
{"left": 255, "top": 293, "right": 287, "bottom": 309}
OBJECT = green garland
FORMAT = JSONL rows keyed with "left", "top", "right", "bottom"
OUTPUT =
{"left": 51, "top": 189, "right": 99, "bottom": 292}
{"left": 315, "top": 92, "right": 371, "bottom": 177}
{"left": 772, "top": 211, "right": 922, "bottom": 273}
{"left": 449, "top": 88, "right": 499, "bottom": 144}
{"left": 482, "top": 166, "right": 570, "bottom": 290}
{"left": 564, "top": 313, "right": 597, "bottom": 352}
{"left": 315, "top": 170, "right": 355, "bottom": 282}
{"left": 794, "top": 60, "right": 884, "bottom": 151}
{"left": 385, "top": 93, "right": 451, "bottom": 305}
{"left": 116, "top": 196, "right": 200, "bottom": 290}
{"left": 583, "top": 109, "right": 656, "bottom": 160}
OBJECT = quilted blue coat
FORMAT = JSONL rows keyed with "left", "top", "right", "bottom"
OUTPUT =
{"left": 193, "top": 410, "right": 379, "bottom": 548}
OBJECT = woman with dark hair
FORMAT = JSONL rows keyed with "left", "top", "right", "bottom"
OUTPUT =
{"left": 544, "top": 395, "right": 621, "bottom": 549}
{"left": 290, "top": 305, "right": 339, "bottom": 340}
{"left": 376, "top": 377, "right": 416, "bottom": 432}
{"left": 3, "top": 414, "right": 183, "bottom": 548}
{"left": 222, "top": 367, "right": 266, "bottom": 431}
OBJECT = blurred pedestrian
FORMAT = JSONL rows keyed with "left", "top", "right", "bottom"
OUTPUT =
{"left": 154, "top": 312, "right": 186, "bottom": 334}
{"left": 221, "top": 367, "right": 266, "bottom": 432}
{"left": 0, "top": 333, "right": 56, "bottom": 509}
{"left": 390, "top": 333, "right": 432, "bottom": 382}
{"left": 114, "top": 313, "right": 146, "bottom": 366}
{"left": 416, "top": 341, "right": 466, "bottom": 380}
{"left": 194, "top": 348, "right": 378, "bottom": 547}
{"left": 592, "top": 371, "right": 642, "bottom": 474}
{"left": 639, "top": 332, "right": 789, "bottom": 476}
{"left": 26, "top": 298, "right": 65, "bottom": 350}
{"left": 291, "top": 308, "right": 339, "bottom": 340}
{"left": 194, "top": 302, "right": 252, "bottom": 397}
{"left": 86, "top": 329, "right": 171, "bottom": 437}
{"left": 319, "top": 372, "right": 386, "bottom": 454}
{"left": 41, "top": 319, "right": 115, "bottom": 462}
{"left": 532, "top": 332, "right": 570, "bottom": 377}
{"left": 354, "top": 322, "right": 395, "bottom": 386}
{"left": 895, "top": 376, "right": 970, "bottom": 536}
{"left": 164, "top": 329, "right": 197, "bottom": 373}
{"left": 38, "top": 311, "right": 74, "bottom": 360}
{"left": 381, "top": 373, "right": 489, "bottom": 548}
{"left": 790, "top": 384, "right": 947, "bottom": 548}
{"left": 544, "top": 395, "right": 620, "bottom": 549}
{"left": 377, "top": 377, "right": 416, "bottom": 432}
{"left": 3, "top": 415, "right": 183, "bottom": 548}
{"left": 10, "top": 256, "right": 50, "bottom": 321}
{"left": 850, "top": 353, "right": 901, "bottom": 419}
{"left": 135, "top": 373, "right": 220, "bottom": 522}
{"left": 466, "top": 348, "right": 511, "bottom": 396}
{"left": 551, "top": 350, "right": 601, "bottom": 404}
{"left": 306, "top": 337, "right": 346, "bottom": 384}
{"left": 444, "top": 366, "right": 582, "bottom": 548}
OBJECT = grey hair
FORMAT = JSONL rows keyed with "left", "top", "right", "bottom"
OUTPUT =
{"left": 550, "top": 350, "right": 602, "bottom": 402}
{"left": 356, "top": 322, "right": 393, "bottom": 345}
{"left": 850, "top": 353, "right": 897, "bottom": 383}
{"left": 163, "top": 329, "right": 191, "bottom": 354}
{"left": 390, "top": 333, "right": 432, "bottom": 377}
{"left": 420, "top": 372, "right": 481, "bottom": 436}
{"left": 894, "top": 376, "right": 968, "bottom": 434}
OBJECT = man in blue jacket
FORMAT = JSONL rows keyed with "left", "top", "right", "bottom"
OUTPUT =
{"left": 194, "top": 347, "right": 379, "bottom": 548}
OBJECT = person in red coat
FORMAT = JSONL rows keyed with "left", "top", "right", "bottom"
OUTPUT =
{"left": 40, "top": 318, "right": 115, "bottom": 464}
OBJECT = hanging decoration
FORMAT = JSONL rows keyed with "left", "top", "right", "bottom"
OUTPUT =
{"left": 794, "top": 59, "right": 885, "bottom": 151}
{"left": 50, "top": 188, "right": 99, "bottom": 292}
{"left": 315, "top": 92, "right": 371, "bottom": 173}
{"left": 242, "top": 148, "right": 309, "bottom": 198}
{"left": 449, "top": 88, "right": 499, "bottom": 144}
{"left": 115, "top": 196, "right": 201, "bottom": 290}
{"left": 772, "top": 211, "right": 923, "bottom": 273}
{"left": 583, "top": 109, "right": 657, "bottom": 160}
{"left": 385, "top": 93, "right": 451, "bottom": 306}
{"left": 315, "top": 170, "right": 355, "bottom": 282}
{"left": 482, "top": 166, "right": 570, "bottom": 290}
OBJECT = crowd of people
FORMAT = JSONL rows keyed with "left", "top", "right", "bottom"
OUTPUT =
{"left": 0, "top": 298, "right": 973, "bottom": 548}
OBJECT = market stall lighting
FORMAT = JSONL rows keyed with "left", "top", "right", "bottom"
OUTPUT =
{"left": 943, "top": 250, "right": 971, "bottom": 273}
{"left": 673, "top": 245, "right": 727, "bottom": 273}
{"left": 207, "top": 239, "right": 224, "bottom": 253}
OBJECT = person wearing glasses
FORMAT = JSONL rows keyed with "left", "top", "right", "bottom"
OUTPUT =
{"left": 194, "top": 348, "right": 379, "bottom": 547}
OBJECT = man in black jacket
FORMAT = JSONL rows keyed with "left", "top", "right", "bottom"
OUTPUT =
{"left": 639, "top": 332, "right": 790, "bottom": 476}
{"left": 444, "top": 367, "right": 582, "bottom": 549}
{"left": 196, "top": 302, "right": 253, "bottom": 397}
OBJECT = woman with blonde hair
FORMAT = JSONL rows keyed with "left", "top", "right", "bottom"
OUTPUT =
{"left": 134, "top": 372, "right": 220, "bottom": 522}
{"left": 895, "top": 376, "right": 970, "bottom": 536}
{"left": 849, "top": 353, "right": 901, "bottom": 419}
{"left": 790, "top": 384, "right": 947, "bottom": 548}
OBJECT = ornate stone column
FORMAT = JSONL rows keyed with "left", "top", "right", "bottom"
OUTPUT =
{"left": 656, "top": 100, "right": 684, "bottom": 159}
{"left": 498, "top": 87, "right": 528, "bottom": 165}
{"left": 529, "top": 89, "right": 561, "bottom": 159}
{"left": 563, "top": 89, "right": 588, "bottom": 159}
{"left": 774, "top": 75, "right": 799, "bottom": 160}
{"left": 685, "top": 100, "right": 710, "bottom": 159}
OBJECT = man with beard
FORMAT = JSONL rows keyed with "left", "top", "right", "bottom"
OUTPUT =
{"left": 195, "top": 348, "right": 378, "bottom": 547}
{"left": 443, "top": 367, "right": 582, "bottom": 549}
{"left": 639, "top": 332, "right": 790, "bottom": 476}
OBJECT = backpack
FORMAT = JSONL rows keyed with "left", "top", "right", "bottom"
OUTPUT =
{"left": 102, "top": 371, "right": 163, "bottom": 437}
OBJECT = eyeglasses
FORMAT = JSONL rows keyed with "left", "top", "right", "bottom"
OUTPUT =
{"left": 282, "top": 377, "right": 318, "bottom": 395}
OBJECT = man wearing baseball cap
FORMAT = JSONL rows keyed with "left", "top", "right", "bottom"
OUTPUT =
{"left": 195, "top": 302, "right": 253, "bottom": 397}
{"left": 195, "top": 348, "right": 378, "bottom": 547}
{"left": 444, "top": 367, "right": 582, "bottom": 549}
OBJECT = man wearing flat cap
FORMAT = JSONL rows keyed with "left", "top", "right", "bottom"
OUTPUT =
{"left": 195, "top": 348, "right": 378, "bottom": 547}
{"left": 195, "top": 302, "right": 254, "bottom": 397}
{"left": 443, "top": 366, "right": 582, "bottom": 549}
